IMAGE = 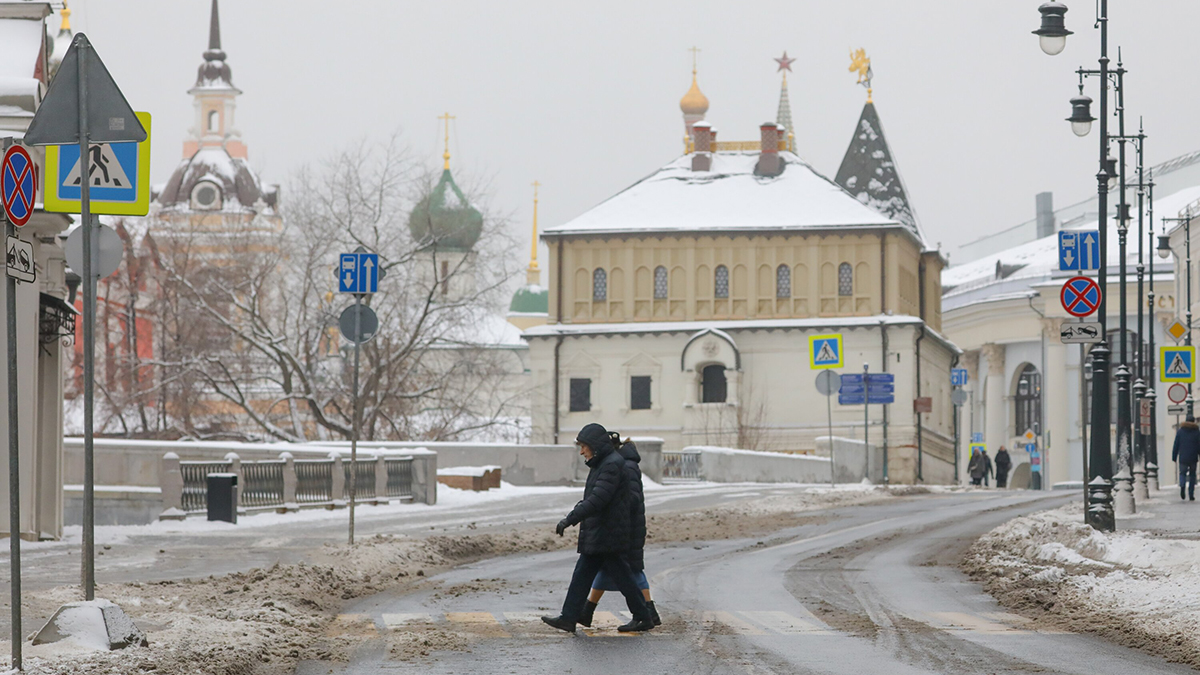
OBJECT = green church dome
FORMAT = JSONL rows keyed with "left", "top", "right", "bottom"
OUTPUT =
{"left": 509, "top": 283, "right": 549, "bottom": 315}
{"left": 407, "top": 168, "right": 483, "bottom": 252}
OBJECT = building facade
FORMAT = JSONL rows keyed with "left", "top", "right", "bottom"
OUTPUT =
{"left": 526, "top": 65, "right": 958, "bottom": 484}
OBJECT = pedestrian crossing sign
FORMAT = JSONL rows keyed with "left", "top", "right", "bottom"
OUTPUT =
{"left": 43, "top": 111, "right": 152, "bottom": 216}
{"left": 969, "top": 442, "right": 986, "bottom": 455}
{"left": 1160, "top": 345, "right": 1196, "bottom": 383}
{"left": 809, "top": 333, "right": 843, "bottom": 369}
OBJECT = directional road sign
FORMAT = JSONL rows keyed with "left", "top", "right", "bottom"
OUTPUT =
{"left": 2, "top": 145, "right": 36, "bottom": 227}
{"left": 1167, "top": 319, "right": 1188, "bottom": 343}
{"left": 971, "top": 433, "right": 983, "bottom": 443}
{"left": 1060, "top": 276, "right": 1101, "bottom": 317}
{"left": 1058, "top": 230, "right": 1100, "bottom": 271}
{"left": 1060, "top": 321, "right": 1102, "bottom": 344}
{"left": 838, "top": 372, "right": 895, "bottom": 405}
{"left": 339, "top": 303, "right": 378, "bottom": 344}
{"left": 339, "top": 251, "right": 379, "bottom": 294}
{"left": 1161, "top": 345, "right": 1196, "bottom": 383}
{"left": 43, "top": 111, "right": 151, "bottom": 216}
{"left": 1168, "top": 382, "right": 1188, "bottom": 404}
{"left": 6, "top": 237, "right": 34, "bottom": 283}
{"left": 951, "top": 368, "right": 968, "bottom": 386}
{"left": 809, "top": 334, "right": 843, "bottom": 369}
{"left": 1168, "top": 404, "right": 1187, "bottom": 416}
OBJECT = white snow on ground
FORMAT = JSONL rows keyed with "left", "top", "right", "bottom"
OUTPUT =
{"left": 968, "top": 503, "right": 1200, "bottom": 668}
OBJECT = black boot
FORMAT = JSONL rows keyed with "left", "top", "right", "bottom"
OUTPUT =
{"left": 541, "top": 615, "right": 576, "bottom": 633}
{"left": 579, "top": 601, "right": 597, "bottom": 628}
{"left": 617, "top": 617, "right": 654, "bottom": 632}
{"left": 646, "top": 601, "right": 662, "bottom": 626}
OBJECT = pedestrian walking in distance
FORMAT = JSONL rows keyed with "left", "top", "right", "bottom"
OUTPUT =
{"left": 542, "top": 423, "right": 655, "bottom": 633}
{"left": 578, "top": 433, "right": 661, "bottom": 628}
{"left": 1172, "top": 414, "right": 1200, "bottom": 501}
{"left": 994, "top": 446, "right": 1012, "bottom": 489}
{"left": 981, "top": 449, "right": 994, "bottom": 487}
{"left": 968, "top": 448, "right": 985, "bottom": 486}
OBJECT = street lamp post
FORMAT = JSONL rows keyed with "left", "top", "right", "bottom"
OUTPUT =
{"left": 1111, "top": 57, "right": 1135, "bottom": 514}
{"left": 1034, "top": 0, "right": 1115, "bottom": 530}
{"left": 1131, "top": 121, "right": 1150, "bottom": 502}
{"left": 1146, "top": 172, "right": 1159, "bottom": 492}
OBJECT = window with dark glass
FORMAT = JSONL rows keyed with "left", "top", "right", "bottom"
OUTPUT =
{"left": 1013, "top": 364, "right": 1041, "bottom": 435}
{"left": 592, "top": 268, "right": 607, "bottom": 301}
{"left": 701, "top": 364, "right": 727, "bottom": 403}
{"left": 715, "top": 265, "right": 729, "bottom": 299}
{"left": 569, "top": 378, "right": 591, "bottom": 412}
{"left": 631, "top": 376, "right": 652, "bottom": 410}
{"left": 654, "top": 266, "right": 668, "bottom": 300}
{"left": 838, "top": 262, "right": 853, "bottom": 296}
{"left": 776, "top": 264, "right": 791, "bottom": 298}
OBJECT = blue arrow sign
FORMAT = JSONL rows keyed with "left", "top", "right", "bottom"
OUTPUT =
{"left": 840, "top": 373, "right": 894, "bottom": 386}
{"left": 951, "top": 368, "right": 968, "bottom": 386}
{"left": 1058, "top": 230, "right": 1100, "bottom": 271}
{"left": 1078, "top": 230, "right": 1100, "bottom": 270}
{"left": 839, "top": 393, "right": 895, "bottom": 405}
{"left": 838, "top": 384, "right": 895, "bottom": 395}
{"left": 339, "top": 252, "right": 379, "bottom": 294}
{"left": 1058, "top": 231, "right": 1078, "bottom": 271}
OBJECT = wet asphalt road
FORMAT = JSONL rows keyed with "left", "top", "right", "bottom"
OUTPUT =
{"left": 297, "top": 490, "right": 1197, "bottom": 675}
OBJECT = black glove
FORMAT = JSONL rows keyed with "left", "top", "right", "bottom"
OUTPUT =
{"left": 556, "top": 519, "right": 570, "bottom": 536}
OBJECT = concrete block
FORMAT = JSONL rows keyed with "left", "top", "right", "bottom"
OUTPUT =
{"left": 438, "top": 466, "right": 500, "bottom": 491}
{"left": 32, "top": 599, "right": 148, "bottom": 651}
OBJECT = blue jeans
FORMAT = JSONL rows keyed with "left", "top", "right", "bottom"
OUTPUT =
{"left": 561, "top": 553, "right": 649, "bottom": 622}
{"left": 1181, "top": 461, "right": 1197, "bottom": 497}
{"left": 593, "top": 569, "right": 649, "bottom": 592}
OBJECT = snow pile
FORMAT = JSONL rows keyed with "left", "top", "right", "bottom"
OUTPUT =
{"left": 437, "top": 465, "right": 501, "bottom": 477}
{"left": 965, "top": 503, "right": 1200, "bottom": 668}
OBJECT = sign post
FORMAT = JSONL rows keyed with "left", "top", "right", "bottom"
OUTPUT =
{"left": 22, "top": 32, "right": 148, "bottom": 605}
{"left": 338, "top": 248, "right": 380, "bottom": 545}
{"left": 815, "top": 370, "right": 839, "bottom": 486}
{"left": 1, "top": 137, "right": 30, "bottom": 672}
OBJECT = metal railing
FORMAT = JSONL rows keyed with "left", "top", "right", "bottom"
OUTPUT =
{"left": 241, "top": 460, "right": 285, "bottom": 509}
{"left": 345, "top": 457, "right": 376, "bottom": 501}
{"left": 179, "top": 460, "right": 231, "bottom": 512}
{"left": 294, "top": 459, "right": 334, "bottom": 504}
{"left": 384, "top": 457, "right": 414, "bottom": 499}
{"left": 661, "top": 450, "right": 701, "bottom": 483}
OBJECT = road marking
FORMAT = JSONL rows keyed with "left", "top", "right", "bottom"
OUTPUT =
{"left": 984, "top": 611, "right": 1071, "bottom": 634}
{"left": 445, "top": 612, "right": 511, "bottom": 637}
{"left": 381, "top": 613, "right": 433, "bottom": 628}
{"left": 740, "top": 610, "right": 833, "bottom": 635}
{"left": 500, "top": 612, "right": 544, "bottom": 624}
{"left": 703, "top": 611, "right": 767, "bottom": 635}
{"left": 927, "top": 612, "right": 1029, "bottom": 634}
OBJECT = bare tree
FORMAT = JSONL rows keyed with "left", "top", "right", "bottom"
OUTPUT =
{"left": 151, "top": 137, "right": 525, "bottom": 442}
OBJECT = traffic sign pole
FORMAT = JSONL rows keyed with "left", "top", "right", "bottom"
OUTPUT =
{"left": 863, "top": 364, "right": 869, "bottom": 482}
{"left": 2, "top": 137, "right": 22, "bottom": 673}
{"left": 349, "top": 293, "right": 362, "bottom": 546}
{"left": 78, "top": 35, "right": 97, "bottom": 603}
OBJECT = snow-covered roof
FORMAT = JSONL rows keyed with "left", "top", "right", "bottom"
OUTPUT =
{"left": 942, "top": 185, "right": 1194, "bottom": 309}
{"left": 156, "top": 146, "right": 277, "bottom": 213}
{"left": 0, "top": 15, "right": 46, "bottom": 123}
{"left": 542, "top": 151, "right": 902, "bottom": 238}
{"left": 432, "top": 308, "right": 527, "bottom": 349}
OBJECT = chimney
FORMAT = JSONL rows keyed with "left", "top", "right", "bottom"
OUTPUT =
{"left": 1036, "top": 191, "right": 1054, "bottom": 238}
{"left": 755, "top": 122, "right": 781, "bottom": 176}
{"left": 691, "top": 121, "right": 712, "bottom": 171}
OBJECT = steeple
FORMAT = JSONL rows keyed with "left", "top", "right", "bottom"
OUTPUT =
{"left": 439, "top": 112, "right": 455, "bottom": 170}
{"left": 527, "top": 181, "right": 540, "bottom": 285}
{"left": 184, "top": 0, "right": 246, "bottom": 159}
{"left": 773, "top": 51, "right": 795, "bottom": 152}
{"left": 835, "top": 53, "right": 921, "bottom": 240}
{"left": 679, "top": 47, "right": 708, "bottom": 142}
{"left": 49, "top": 3, "right": 73, "bottom": 78}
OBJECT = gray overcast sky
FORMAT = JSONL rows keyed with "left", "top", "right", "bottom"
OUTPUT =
{"left": 63, "top": 0, "right": 1200, "bottom": 264}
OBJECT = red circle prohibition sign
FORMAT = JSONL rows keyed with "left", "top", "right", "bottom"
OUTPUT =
{"left": 1060, "top": 276, "right": 1101, "bottom": 317}
{"left": 2, "top": 145, "right": 36, "bottom": 228}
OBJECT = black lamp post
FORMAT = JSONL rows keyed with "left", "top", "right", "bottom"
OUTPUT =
{"left": 1147, "top": 173, "right": 1159, "bottom": 493}
{"left": 1035, "top": 0, "right": 1114, "bottom": 531}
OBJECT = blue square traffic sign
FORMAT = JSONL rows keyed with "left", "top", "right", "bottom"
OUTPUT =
{"left": 1059, "top": 230, "right": 1100, "bottom": 271}
{"left": 951, "top": 368, "right": 968, "bottom": 386}
{"left": 339, "top": 252, "right": 379, "bottom": 294}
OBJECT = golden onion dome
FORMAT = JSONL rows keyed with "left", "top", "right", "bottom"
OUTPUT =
{"left": 680, "top": 73, "right": 709, "bottom": 115}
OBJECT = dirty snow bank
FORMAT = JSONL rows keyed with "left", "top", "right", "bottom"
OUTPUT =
{"left": 964, "top": 502, "right": 1200, "bottom": 669}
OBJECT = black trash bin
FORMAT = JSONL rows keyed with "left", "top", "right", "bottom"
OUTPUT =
{"left": 207, "top": 473, "right": 238, "bottom": 523}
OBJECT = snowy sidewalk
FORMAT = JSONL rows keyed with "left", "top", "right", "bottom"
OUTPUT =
{"left": 965, "top": 487, "right": 1200, "bottom": 669}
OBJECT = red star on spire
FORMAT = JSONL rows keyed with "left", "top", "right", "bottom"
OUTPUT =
{"left": 774, "top": 51, "right": 795, "bottom": 73}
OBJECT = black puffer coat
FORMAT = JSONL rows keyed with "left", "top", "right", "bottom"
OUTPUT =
{"left": 618, "top": 440, "right": 647, "bottom": 572}
{"left": 563, "top": 425, "right": 633, "bottom": 555}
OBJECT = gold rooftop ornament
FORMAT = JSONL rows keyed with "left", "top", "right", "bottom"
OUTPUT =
{"left": 849, "top": 48, "right": 873, "bottom": 102}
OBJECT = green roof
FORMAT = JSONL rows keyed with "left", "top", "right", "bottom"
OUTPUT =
{"left": 509, "top": 284, "right": 549, "bottom": 314}
{"left": 407, "top": 168, "right": 483, "bottom": 251}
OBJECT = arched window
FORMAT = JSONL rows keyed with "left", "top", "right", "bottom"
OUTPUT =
{"left": 1014, "top": 364, "right": 1042, "bottom": 436}
{"left": 207, "top": 109, "right": 219, "bottom": 132}
{"left": 592, "top": 268, "right": 607, "bottom": 302}
{"left": 714, "top": 265, "right": 730, "bottom": 299}
{"left": 838, "top": 262, "right": 853, "bottom": 296}
{"left": 701, "top": 364, "right": 727, "bottom": 403}
{"left": 776, "top": 264, "right": 791, "bottom": 298}
{"left": 653, "top": 266, "right": 668, "bottom": 300}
